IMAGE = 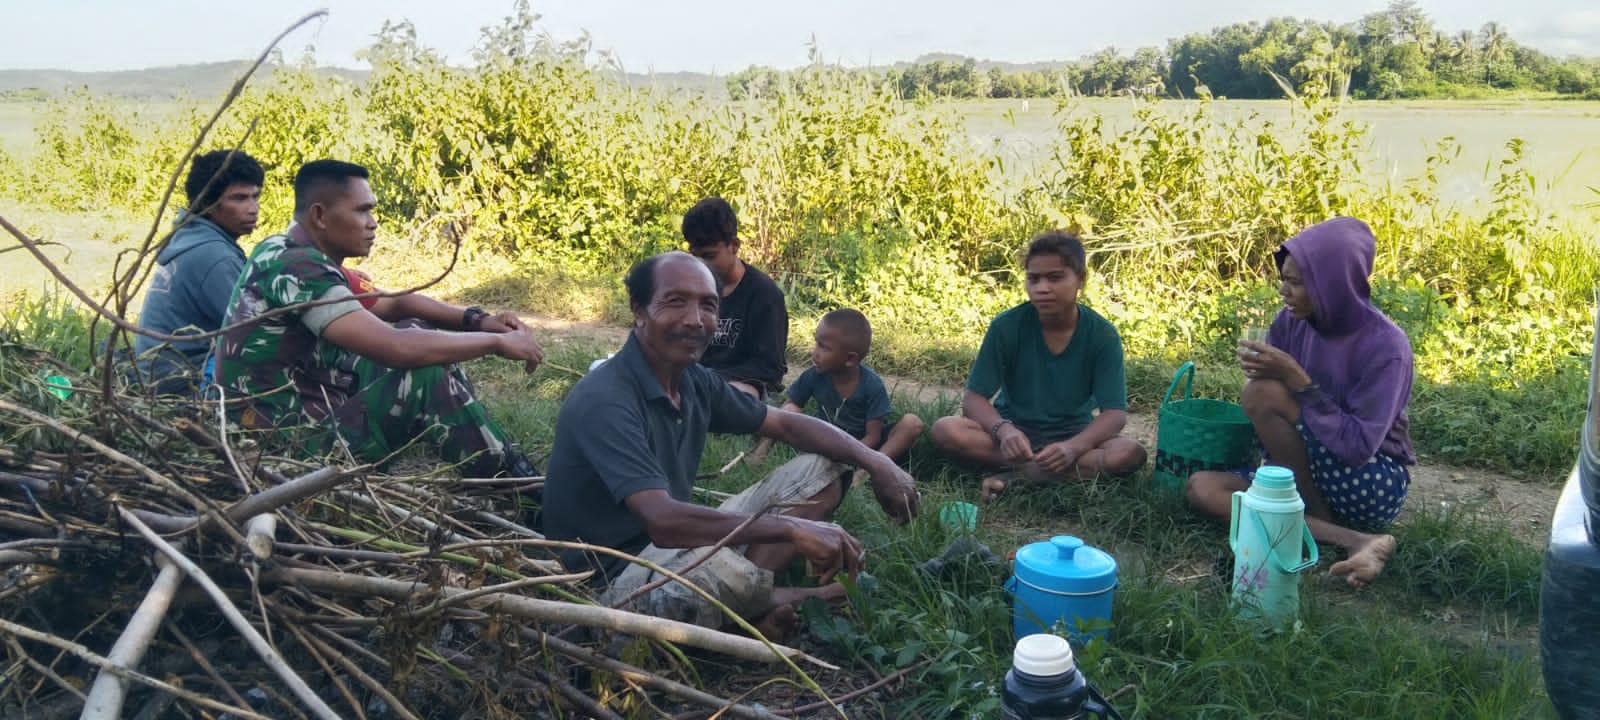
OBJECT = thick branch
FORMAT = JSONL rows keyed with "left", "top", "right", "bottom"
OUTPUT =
{"left": 118, "top": 509, "right": 342, "bottom": 720}
{"left": 80, "top": 559, "right": 185, "bottom": 720}
{"left": 0, "top": 616, "right": 267, "bottom": 720}
{"left": 263, "top": 566, "right": 825, "bottom": 667}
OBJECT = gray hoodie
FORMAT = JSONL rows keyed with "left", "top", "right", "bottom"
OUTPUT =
{"left": 133, "top": 212, "right": 247, "bottom": 388}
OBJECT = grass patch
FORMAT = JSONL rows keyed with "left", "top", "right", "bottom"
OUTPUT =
{"left": 471, "top": 370, "right": 1556, "bottom": 717}
{"left": 0, "top": 295, "right": 1554, "bottom": 716}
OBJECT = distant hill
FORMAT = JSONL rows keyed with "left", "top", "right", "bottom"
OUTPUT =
{"left": 0, "top": 55, "right": 1072, "bottom": 102}
{"left": 0, "top": 61, "right": 367, "bottom": 100}
{"left": 897, "top": 53, "right": 1071, "bottom": 73}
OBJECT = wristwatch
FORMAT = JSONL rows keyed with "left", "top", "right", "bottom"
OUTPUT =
{"left": 462, "top": 306, "right": 489, "bottom": 330}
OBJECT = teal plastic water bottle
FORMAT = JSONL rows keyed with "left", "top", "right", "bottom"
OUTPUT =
{"left": 1229, "top": 465, "right": 1318, "bottom": 627}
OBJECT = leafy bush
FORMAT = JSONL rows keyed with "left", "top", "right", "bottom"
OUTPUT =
{"left": 4, "top": 6, "right": 1596, "bottom": 474}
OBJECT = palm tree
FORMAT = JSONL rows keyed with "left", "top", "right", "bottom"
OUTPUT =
{"left": 1479, "top": 22, "right": 1509, "bottom": 84}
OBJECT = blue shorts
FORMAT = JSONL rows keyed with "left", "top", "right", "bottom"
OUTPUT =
{"left": 1240, "top": 422, "right": 1409, "bottom": 531}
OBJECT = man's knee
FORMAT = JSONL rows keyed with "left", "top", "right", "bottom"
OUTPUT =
{"left": 897, "top": 413, "right": 926, "bottom": 436}
{"left": 929, "top": 415, "right": 975, "bottom": 452}
{"left": 1240, "top": 378, "right": 1295, "bottom": 420}
{"left": 1105, "top": 438, "right": 1147, "bottom": 473}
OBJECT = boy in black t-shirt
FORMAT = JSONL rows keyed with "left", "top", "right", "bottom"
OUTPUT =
{"left": 683, "top": 197, "right": 788, "bottom": 399}
{"left": 753, "top": 309, "right": 925, "bottom": 481}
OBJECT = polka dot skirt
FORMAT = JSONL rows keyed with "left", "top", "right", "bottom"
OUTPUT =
{"left": 1296, "top": 422, "right": 1409, "bottom": 530}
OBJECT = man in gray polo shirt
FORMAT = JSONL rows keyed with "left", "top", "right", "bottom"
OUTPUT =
{"left": 543, "top": 252, "right": 920, "bottom": 640}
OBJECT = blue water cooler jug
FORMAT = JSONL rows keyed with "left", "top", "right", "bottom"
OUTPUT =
{"left": 1004, "top": 535, "right": 1118, "bottom": 642}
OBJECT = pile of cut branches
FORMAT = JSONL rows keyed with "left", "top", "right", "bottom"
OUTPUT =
{"left": 0, "top": 343, "right": 861, "bottom": 719}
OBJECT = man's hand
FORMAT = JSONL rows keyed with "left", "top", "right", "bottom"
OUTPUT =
{"left": 495, "top": 327, "right": 545, "bottom": 373}
{"left": 478, "top": 311, "right": 525, "bottom": 334}
{"left": 866, "top": 461, "right": 919, "bottom": 524}
{"left": 787, "top": 517, "right": 865, "bottom": 582}
{"left": 1034, "top": 441, "right": 1082, "bottom": 474}
{"left": 997, "top": 424, "right": 1033, "bottom": 465}
{"left": 1239, "top": 341, "right": 1312, "bottom": 389}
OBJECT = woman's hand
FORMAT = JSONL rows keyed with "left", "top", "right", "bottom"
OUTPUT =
{"left": 1238, "top": 341, "right": 1313, "bottom": 389}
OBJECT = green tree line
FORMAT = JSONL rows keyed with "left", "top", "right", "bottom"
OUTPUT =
{"left": 727, "top": 1, "right": 1600, "bottom": 100}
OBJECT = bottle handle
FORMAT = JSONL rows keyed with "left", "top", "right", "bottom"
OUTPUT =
{"left": 1086, "top": 683, "right": 1126, "bottom": 720}
{"left": 1227, "top": 491, "right": 1243, "bottom": 553}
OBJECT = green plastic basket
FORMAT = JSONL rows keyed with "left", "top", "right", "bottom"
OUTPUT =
{"left": 1152, "top": 362, "right": 1258, "bottom": 492}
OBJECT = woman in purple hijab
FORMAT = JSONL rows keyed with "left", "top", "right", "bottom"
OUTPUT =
{"left": 1187, "top": 217, "right": 1415, "bottom": 587}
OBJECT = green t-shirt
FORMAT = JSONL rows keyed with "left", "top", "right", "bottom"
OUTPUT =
{"left": 965, "top": 302, "right": 1128, "bottom": 432}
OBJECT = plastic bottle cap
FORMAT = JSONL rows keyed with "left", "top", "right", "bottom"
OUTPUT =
{"left": 1249, "top": 465, "right": 1301, "bottom": 503}
{"left": 1254, "top": 465, "right": 1294, "bottom": 489}
{"left": 1012, "top": 633, "right": 1075, "bottom": 676}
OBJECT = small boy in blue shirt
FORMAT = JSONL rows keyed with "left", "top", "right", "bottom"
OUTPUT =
{"left": 754, "top": 309, "right": 924, "bottom": 478}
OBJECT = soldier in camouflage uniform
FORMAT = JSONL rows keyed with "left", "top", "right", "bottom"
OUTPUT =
{"left": 215, "top": 159, "right": 544, "bottom": 477}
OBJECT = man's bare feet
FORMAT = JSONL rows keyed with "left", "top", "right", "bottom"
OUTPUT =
{"left": 1329, "top": 534, "right": 1397, "bottom": 587}
{"left": 749, "top": 583, "right": 850, "bottom": 641}
{"left": 981, "top": 472, "right": 1014, "bottom": 501}
{"left": 750, "top": 604, "right": 799, "bottom": 642}
{"left": 769, "top": 583, "right": 850, "bottom": 612}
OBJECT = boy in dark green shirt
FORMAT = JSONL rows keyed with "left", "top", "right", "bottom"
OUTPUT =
{"left": 930, "top": 232, "right": 1148, "bottom": 499}
{"left": 753, "top": 309, "right": 925, "bottom": 482}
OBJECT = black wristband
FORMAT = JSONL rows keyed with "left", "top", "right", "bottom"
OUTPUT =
{"left": 990, "top": 418, "right": 1015, "bottom": 439}
{"left": 1293, "top": 382, "right": 1320, "bottom": 396}
{"left": 462, "top": 306, "right": 488, "bottom": 330}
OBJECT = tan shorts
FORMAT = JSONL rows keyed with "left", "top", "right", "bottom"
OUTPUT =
{"left": 598, "top": 453, "right": 842, "bottom": 627}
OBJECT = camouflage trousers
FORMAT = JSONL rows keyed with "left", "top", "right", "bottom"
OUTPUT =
{"left": 326, "top": 354, "right": 513, "bottom": 477}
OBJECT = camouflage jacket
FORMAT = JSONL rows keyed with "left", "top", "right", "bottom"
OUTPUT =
{"left": 215, "top": 224, "right": 363, "bottom": 429}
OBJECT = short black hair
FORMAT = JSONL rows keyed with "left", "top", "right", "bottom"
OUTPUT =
{"left": 1025, "top": 231, "right": 1088, "bottom": 278}
{"left": 820, "top": 308, "right": 872, "bottom": 358}
{"left": 184, "top": 149, "right": 264, "bottom": 214}
{"left": 624, "top": 252, "right": 721, "bottom": 310}
{"left": 682, "top": 196, "right": 738, "bottom": 249}
{"left": 625, "top": 254, "right": 666, "bottom": 309}
{"left": 293, "top": 159, "right": 370, "bottom": 215}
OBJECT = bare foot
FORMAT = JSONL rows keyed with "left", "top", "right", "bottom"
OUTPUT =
{"left": 1329, "top": 534, "right": 1397, "bottom": 587}
{"left": 972, "top": 467, "right": 1024, "bottom": 499}
{"left": 1019, "top": 461, "right": 1071, "bottom": 484}
{"left": 750, "top": 604, "right": 799, "bottom": 642}
{"left": 850, "top": 467, "right": 869, "bottom": 488}
{"left": 981, "top": 473, "right": 1010, "bottom": 501}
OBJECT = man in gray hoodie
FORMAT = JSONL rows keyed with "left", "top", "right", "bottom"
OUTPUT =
{"left": 134, "top": 149, "right": 264, "bottom": 395}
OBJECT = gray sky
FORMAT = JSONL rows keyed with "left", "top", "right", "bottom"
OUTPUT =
{"left": 2, "top": 0, "right": 1598, "bottom": 72}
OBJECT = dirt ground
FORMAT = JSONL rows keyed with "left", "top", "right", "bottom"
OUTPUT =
{"left": 519, "top": 313, "right": 1562, "bottom": 547}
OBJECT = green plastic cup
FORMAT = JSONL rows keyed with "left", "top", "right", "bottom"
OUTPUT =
{"left": 43, "top": 374, "right": 72, "bottom": 400}
{"left": 939, "top": 501, "right": 978, "bottom": 532}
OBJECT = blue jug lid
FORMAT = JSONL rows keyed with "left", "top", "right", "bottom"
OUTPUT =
{"left": 1013, "top": 535, "right": 1117, "bottom": 594}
